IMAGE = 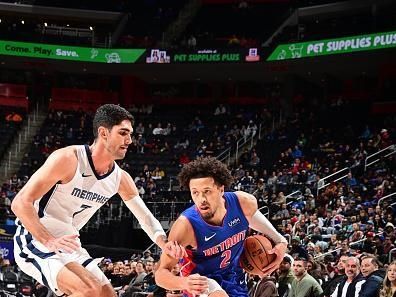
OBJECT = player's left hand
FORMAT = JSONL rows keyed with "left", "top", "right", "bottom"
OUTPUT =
{"left": 163, "top": 240, "right": 188, "bottom": 259}
{"left": 261, "top": 241, "right": 288, "bottom": 276}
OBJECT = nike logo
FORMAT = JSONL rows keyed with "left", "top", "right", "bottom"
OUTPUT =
{"left": 240, "top": 280, "right": 245, "bottom": 285}
{"left": 82, "top": 173, "right": 92, "bottom": 177}
{"left": 204, "top": 233, "right": 216, "bottom": 241}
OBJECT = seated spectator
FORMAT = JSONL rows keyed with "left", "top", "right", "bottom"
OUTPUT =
{"left": 250, "top": 274, "right": 278, "bottom": 297}
{"left": 250, "top": 152, "right": 261, "bottom": 167}
{"left": 135, "top": 123, "right": 145, "bottom": 135}
{"left": 322, "top": 255, "right": 348, "bottom": 297}
{"left": 289, "top": 257, "right": 323, "bottom": 297}
{"left": 359, "top": 255, "right": 384, "bottom": 297}
{"left": 152, "top": 167, "right": 165, "bottom": 180}
{"left": 273, "top": 203, "right": 290, "bottom": 220}
{"left": 290, "top": 237, "right": 308, "bottom": 259}
{"left": 331, "top": 257, "right": 365, "bottom": 297}
{"left": 179, "top": 152, "right": 190, "bottom": 166}
{"left": 278, "top": 256, "right": 295, "bottom": 297}
{"left": 214, "top": 104, "right": 227, "bottom": 116}
{"left": 121, "top": 261, "right": 147, "bottom": 296}
{"left": 174, "top": 137, "right": 189, "bottom": 150}
{"left": 378, "top": 260, "right": 396, "bottom": 297}
{"left": 361, "top": 232, "right": 377, "bottom": 254}
{"left": 153, "top": 123, "right": 164, "bottom": 135}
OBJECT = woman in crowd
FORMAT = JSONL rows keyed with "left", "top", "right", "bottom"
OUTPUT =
{"left": 380, "top": 260, "right": 396, "bottom": 297}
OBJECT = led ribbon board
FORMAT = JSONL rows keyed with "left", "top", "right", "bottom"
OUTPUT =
{"left": 267, "top": 30, "right": 396, "bottom": 61}
{"left": 0, "top": 40, "right": 145, "bottom": 63}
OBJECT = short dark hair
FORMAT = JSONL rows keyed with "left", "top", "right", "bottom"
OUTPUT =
{"left": 361, "top": 255, "right": 381, "bottom": 268}
{"left": 177, "top": 157, "right": 234, "bottom": 189}
{"left": 293, "top": 257, "right": 308, "bottom": 267}
{"left": 93, "top": 104, "right": 134, "bottom": 138}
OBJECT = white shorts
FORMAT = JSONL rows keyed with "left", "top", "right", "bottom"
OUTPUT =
{"left": 14, "top": 224, "right": 109, "bottom": 296}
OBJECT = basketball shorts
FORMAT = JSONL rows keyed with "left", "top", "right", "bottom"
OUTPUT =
{"left": 14, "top": 224, "right": 109, "bottom": 296}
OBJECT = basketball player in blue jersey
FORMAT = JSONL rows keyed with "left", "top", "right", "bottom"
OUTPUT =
{"left": 155, "top": 157, "right": 288, "bottom": 297}
{"left": 11, "top": 104, "right": 186, "bottom": 297}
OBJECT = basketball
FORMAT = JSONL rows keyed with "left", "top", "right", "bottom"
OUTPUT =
{"left": 239, "top": 234, "right": 276, "bottom": 275}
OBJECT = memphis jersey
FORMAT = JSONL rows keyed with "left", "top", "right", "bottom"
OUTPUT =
{"left": 20, "top": 144, "right": 121, "bottom": 238}
{"left": 180, "top": 192, "right": 249, "bottom": 297}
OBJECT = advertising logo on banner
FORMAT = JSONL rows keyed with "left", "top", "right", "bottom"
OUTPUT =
{"left": 173, "top": 49, "right": 241, "bottom": 63}
{"left": 0, "top": 40, "right": 146, "bottom": 63}
{"left": 146, "top": 49, "right": 171, "bottom": 63}
{"left": 267, "top": 30, "right": 396, "bottom": 61}
{"left": 0, "top": 241, "right": 14, "bottom": 260}
{"left": 245, "top": 48, "right": 260, "bottom": 62}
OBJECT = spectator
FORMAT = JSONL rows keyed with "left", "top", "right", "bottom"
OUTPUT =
{"left": 136, "top": 134, "right": 147, "bottom": 153}
{"left": 174, "top": 137, "right": 189, "bottom": 150}
{"left": 250, "top": 152, "right": 261, "bottom": 167}
{"left": 278, "top": 256, "right": 295, "bottom": 297}
{"left": 290, "top": 237, "right": 309, "bottom": 259}
{"left": 153, "top": 123, "right": 164, "bottom": 135}
{"left": 152, "top": 166, "right": 165, "bottom": 180}
{"left": 359, "top": 255, "right": 384, "bottom": 297}
{"left": 383, "top": 236, "right": 395, "bottom": 264}
{"left": 331, "top": 257, "right": 365, "bottom": 297}
{"left": 323, "top": 255, "right": 348, "bottom": 297}
{"left": 135, "top": 123, "right": 145, "bottom": 135}
{"left": 214, "top": 104, "right": 227, "bottom": 116}
{"left": 379, "top": 260, "right": 396, "bottom": 297}
{"left": 385, "top": 223, "right": 395, "bottom": 240}
{"left": 143, "top": 251, "right": 155, "bottom": 263}
{"left": 288, "top": 257, "right": 323, "bottom": 297}
{"left": 250, "top": 274, "right": 278, "bottom": 297}
{"left": 361, "top": 232, "right": 377, "bottom": 254}
{"left": 121, "top": 261, "right": 147, "bottom": 296}
{"left": 187, "top": 35, "right": 197, "bottom": 49}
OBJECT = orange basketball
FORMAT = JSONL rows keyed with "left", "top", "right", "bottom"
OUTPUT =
{"left": 239, "top": 234, "right": 276, "bottom": 275}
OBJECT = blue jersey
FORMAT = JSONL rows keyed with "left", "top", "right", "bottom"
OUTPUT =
{"left": 180, "top": 192, "right": 249, "bottom": 297}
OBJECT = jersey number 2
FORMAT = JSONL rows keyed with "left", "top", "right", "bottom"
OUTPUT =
{"left": 220, "top": 250, "right": 231, "bottom": 268}
{"left": 72, "top": 204, "right": 92, "bottom": 218}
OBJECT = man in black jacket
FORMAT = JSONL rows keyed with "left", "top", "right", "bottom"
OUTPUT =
{"left": 358, "top": 255, "right": 384, "bottom": 297}
{"left": 322, "top": 255, "right": 348, "bottom": 297}
{"left": 330, "top": 257, "right": 365, "bottom": 297}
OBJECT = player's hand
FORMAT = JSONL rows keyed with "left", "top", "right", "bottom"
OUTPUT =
{"left": 182, "top": 274, "right": 209, "bottom": 296}
{"left": 261, "top": 241, "right": 287, "bottom": 276}
{"left": 45, "top": 234, "right": 80, "bottom": 254}
{"left": 163, "top": 240, "right": 188, "bottom": 259}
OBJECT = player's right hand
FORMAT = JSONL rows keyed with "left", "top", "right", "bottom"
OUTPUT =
{"left": 45, "top": 234, "right": 80, "bottom": 254}
{"left": 183, "top": 273, "right": 209, "bottom": 296}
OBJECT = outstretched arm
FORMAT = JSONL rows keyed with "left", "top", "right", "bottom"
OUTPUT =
{"left": 118, "top": 170, "right": 186, "bottom": 258}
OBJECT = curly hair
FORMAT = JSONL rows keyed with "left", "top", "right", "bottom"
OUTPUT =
{"left": 379, "top": 260, "right": 396, "bottom": 297}
{"left": 177, "top": 157, "right": 234, "bottom": 190}
{"left": 93, "top": 104, "right": 134, "bottom": 138}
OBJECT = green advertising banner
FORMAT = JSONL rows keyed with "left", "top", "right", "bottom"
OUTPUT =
{"left": 267, "top": 31, "right": 396, "bottom": 61}
{"left": 0, "top": 40, "right": 145, "bottom": 63}
{"left": 145, "top": 48, "right": 261, "bottom": 63}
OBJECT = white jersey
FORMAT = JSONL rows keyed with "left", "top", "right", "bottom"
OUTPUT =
{"left": 31, "top": 144, "right": 122, "bottom": 238}
{"left": 13, "top": 145, "right": 120, "bottom": 295}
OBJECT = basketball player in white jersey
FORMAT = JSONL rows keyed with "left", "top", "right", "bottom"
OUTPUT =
{"left": 11, "top": 104, "right": 186, "bottom": 297}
